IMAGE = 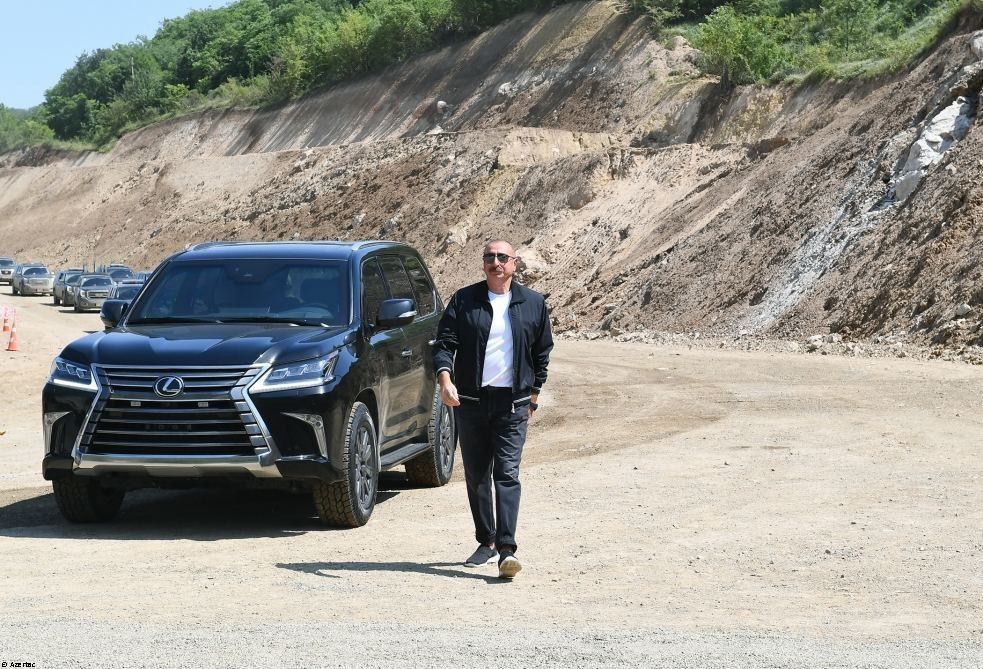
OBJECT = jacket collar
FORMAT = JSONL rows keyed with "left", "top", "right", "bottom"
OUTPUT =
{"left": 475, "top": 280, "right": 528, "bottom": 304}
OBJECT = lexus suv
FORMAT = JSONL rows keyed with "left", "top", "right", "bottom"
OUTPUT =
{"left": 42, "top": 241, "right": 455, "bottom": 526}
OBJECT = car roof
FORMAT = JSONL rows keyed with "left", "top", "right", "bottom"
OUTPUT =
{"left": 78, "top": 273, "right": 112, "bottom": 279}
{"left": 176, "top": 240, "right": 407, "bottom": 262}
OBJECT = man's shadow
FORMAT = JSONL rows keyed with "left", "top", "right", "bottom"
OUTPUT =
{"left": 277, "top": 560, "right": 510, "bottom": 584}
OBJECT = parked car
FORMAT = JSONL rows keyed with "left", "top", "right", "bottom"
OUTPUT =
{"left": 53, "top": 269, "right": 86, "bottom": 305}
{"left": 12, "top": 264, "right": 54, "bottom": 296}
{"left": 62, "top": 273, "right": 85, "bottom": 307}
{"left": 0, "top": 256, "right": 15, "bottom": 285}
{"left": 107, "top": 267, "right": 134, "bottom": 282}
{"left": 134, "top": 271, "right": 154, "bottom": 282}
{"left": 99, "top": 282, "right": 144, "bottom": 328}
{"left": 44, "top": 241, "right": 454, "bottom": 527}
{"left": 71, "top": 274, "right": 114, "bottom": 312}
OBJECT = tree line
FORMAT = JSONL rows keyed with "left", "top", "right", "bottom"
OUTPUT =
{"left": 0, "top": 0, "right": 971, "bottom": 155}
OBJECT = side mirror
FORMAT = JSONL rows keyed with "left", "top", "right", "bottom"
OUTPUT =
{"left": 100, "top": 299, "right": 130, "bottom": 330}
{"left": 375, "top": 298, "right": 416, "bottom": 329}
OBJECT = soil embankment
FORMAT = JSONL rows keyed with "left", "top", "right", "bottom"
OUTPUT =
{"left": 0, "top": 2, "right": 982, "bottom": 353}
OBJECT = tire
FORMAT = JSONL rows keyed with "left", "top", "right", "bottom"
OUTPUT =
{"left": 53, "top": 293, "right": 61, "bottom": 306}
{"left": 11, "top": 284, "right": 18, "bottom": 295}
{"left": 52, "top": 476, "right": 125, "bottom": 522}
{"left": 73, "top": 302, "right": 81, "bottom": 312}
{"left": 312, "top": 402, "right": 378, "bottom": 527}
{"left": 405, "top": 386, "right": 456, "bottom": 487}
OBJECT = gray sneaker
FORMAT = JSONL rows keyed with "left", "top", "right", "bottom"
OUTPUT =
{"left": 498, "top": 552, "right": 522, "bottom": 579}
{"left": 464, "top": 545, "right": 498, "bottom": 567}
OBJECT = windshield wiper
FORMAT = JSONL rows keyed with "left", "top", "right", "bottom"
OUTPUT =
{"left": 210, "top": 316, "right": 325, "bottom": 326}
{"left": 127, "top": 316, "right": 226, "bottom": 325}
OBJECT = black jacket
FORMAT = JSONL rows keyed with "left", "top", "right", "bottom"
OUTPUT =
{"left": 433, "top": 280, "right": 553, "bottom": 405}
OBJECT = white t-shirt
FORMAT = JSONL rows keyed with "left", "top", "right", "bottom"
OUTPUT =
{"left": 481, "top": 290, "right": 514, "bottom": 388}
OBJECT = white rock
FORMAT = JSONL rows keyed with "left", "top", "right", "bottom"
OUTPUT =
{"left": 895, "top": 170, "right": 923, "bottom": 201}
{"left": 955, "top": 303, "right": 972, "bottom": 316}
{"left": 497, "top": 82, "right": 515, "bottom": 97}
{"left": 823, "top": 333, "right": 843, "bottom": 344}
{"left": 972, "top": 31, "right": 983, "bottom": 59}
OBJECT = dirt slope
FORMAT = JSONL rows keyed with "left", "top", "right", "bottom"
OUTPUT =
{"left": 0, "top": 2, "right": 981, "bottom": 352}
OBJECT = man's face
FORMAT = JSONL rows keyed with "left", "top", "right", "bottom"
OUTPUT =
{"left": 482, "top": 241, "right": 517, "bottom": 283}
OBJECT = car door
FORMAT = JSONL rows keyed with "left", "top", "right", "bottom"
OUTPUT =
{"left": 376, "top": 255, "right": 422, "bottom": 442}
{"left": 400, "top": 253, "right": 440, "bottom": 433}
{"left": 360, "top": 258, "right": 406, "bottom": 447}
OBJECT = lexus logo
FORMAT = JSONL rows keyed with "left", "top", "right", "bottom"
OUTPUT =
{"left": 154, "top": 376, "right": 185, "bottom": 397}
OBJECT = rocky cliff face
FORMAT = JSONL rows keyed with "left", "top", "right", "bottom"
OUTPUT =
{"left": 1, "top": 2, "right": 981, "bottom": 351}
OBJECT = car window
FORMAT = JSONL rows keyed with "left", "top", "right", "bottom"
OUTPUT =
{"left": 114, "top": 285, "right": 142, "bottom": 300}
{"left": 401, "top": 255, "right": 435, "bottom": 316}
{"left": 66, "top": 275, "right": 82, "bottom": 285}
{"left": 81, "top": 277, "right": 113, "bottom": 287}
{"left": 24, "top": 267, "right": 48, "bottom": 276}
{"left": 361, "top": 259, "right": 388, "bottom": 328}
{"left": 128, "top": 259, "right": 349, "bottom": 326}
{"left": 377, "top": 256, "right": 415, "bottom": 303}
{"left": 0, "top": 259, "right": 14, "bottom": 267}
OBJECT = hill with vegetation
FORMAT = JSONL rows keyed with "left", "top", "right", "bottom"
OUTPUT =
{"left": 0, "top": 1, "right": 981, "bottom": 358}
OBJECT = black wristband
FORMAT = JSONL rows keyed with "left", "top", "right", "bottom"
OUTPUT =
{"left": 529, "top": 401, "right": 539, "bottom": 410}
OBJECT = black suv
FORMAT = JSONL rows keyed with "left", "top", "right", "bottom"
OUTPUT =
{"left": 42, "top": 241, "right": 455, "bottom": 526}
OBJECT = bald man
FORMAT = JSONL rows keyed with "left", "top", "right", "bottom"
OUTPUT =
{"left": 432, "top": 240, "right": 554, "bottom": 579}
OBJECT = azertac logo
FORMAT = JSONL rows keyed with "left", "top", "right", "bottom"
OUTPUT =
{"left": 153, "top": 376, "right": 186, "bottom": 397}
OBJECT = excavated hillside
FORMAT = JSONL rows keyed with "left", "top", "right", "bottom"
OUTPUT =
{"left": 1, "top": 1, "right": 982, "bottom": 353}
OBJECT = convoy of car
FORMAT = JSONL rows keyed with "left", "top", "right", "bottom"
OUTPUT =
{"left": 42, "top": 241, "right": 454, "bottom": 527}
{"left": 3, "top": 260, "right": 147, "bottom": 311}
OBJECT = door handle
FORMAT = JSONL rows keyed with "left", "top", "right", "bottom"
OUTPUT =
{"left": 401, "top": 349, "right": 413, "bottom": 357}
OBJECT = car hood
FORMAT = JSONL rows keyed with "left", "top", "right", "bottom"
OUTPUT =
{"left": 60, "top": 323, "right": 352, "bottom": 367}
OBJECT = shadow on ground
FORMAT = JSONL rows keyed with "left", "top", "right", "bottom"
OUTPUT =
{"left": 277, "top": 560, "right": 511, "bottom": 584}
{"left": 0, "top": 472, "right": 413, "bottom": 540}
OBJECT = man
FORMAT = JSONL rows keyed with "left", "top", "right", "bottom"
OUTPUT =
{"left": 432, "top": 240, "right": 553, "bottom": 579}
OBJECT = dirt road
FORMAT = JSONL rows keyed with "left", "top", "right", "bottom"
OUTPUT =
{"left": 0, "top": 287, "right": 981, "bottom": 668}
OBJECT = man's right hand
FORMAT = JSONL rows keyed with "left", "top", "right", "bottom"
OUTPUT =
{"left": 438, "top": 373, "right": 460, "bottom": 407}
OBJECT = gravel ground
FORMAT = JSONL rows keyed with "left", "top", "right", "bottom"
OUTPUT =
{"left": 1, "top": 291, "right": 982, "bottom": 667}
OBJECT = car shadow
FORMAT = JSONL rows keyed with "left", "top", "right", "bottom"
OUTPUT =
{"left": 276, "top": 560, "right": 509, "bottom": 584}
{"left": 0, "top": 472, "right": 410, "bottom": 541}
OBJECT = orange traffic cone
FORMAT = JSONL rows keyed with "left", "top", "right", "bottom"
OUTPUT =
{"left": 6, "top": 318, "right": 18, "bottom": 352}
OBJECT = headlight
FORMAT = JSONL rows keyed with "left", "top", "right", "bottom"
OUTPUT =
{"left": 49, "top": 357, "right": 96, "bottom": 391}
{"left": 251, "top": 351, "right": 339, "bottom": 393}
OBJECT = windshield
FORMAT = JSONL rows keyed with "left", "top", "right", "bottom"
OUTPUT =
{"left": 81, "top": 277, "right": 113, "bottom": 288}
{"left": 66, "top": 274, "right": 82, "bottom": 285}
{"left": 114, "top": 285, "right": 142, "bottom": 300}
{"left": 127, "top": 259, "right": 350, "bottom": 326}
{"left": 0, "top": 259, "right": 14, "bottom": 267}
{"left": 25, "top": 267, "right": 49, "bottom": 276}
{"left": 109, "top": 268, "right": 134, "bottom": 280}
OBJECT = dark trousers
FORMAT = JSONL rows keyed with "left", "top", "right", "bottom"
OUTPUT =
{"left": 455, "top": 386, "right": 529, "bottom": 552}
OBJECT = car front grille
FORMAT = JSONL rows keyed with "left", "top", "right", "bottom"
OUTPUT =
{"left": 85, "top": 291, "right": 108, "bottom": 298}
{"left": 81, "top": 365, "right": 267, "bottom": 457}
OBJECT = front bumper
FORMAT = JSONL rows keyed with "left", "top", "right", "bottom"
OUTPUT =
{"left": 21, "top": 282, "right": 53, "bottom": 295}
{"left": 42, "top": 367, "right": 350, "bottom": 485}
{"left": 75, "top": 294, "right": 107, "bottom": 310}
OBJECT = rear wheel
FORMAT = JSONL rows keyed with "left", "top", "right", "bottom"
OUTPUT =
{"left": 405, "top": 386, "right": 456, "bottom": 487}
{"left": 312, "top": 402, "right": 378, "bottom": 527}
{"left": 53, "top": 293, "right": 61, "bottom": 305}
{"left": 52, "top": 476, "right": 125, "bottom": 522}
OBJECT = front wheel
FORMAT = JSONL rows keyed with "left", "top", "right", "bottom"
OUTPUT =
{"left": 52, "top": 476, "right": 125, "bottom": 522}
{"left": 312, "top": 402, "right": 378, "bottom": 527}
{"left": 405, "top": 386, "right": 456, "bottom": 487}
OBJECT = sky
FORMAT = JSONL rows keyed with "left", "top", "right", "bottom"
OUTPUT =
{"left": 0, "top": 0, "right": 229, "bottom": 110}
